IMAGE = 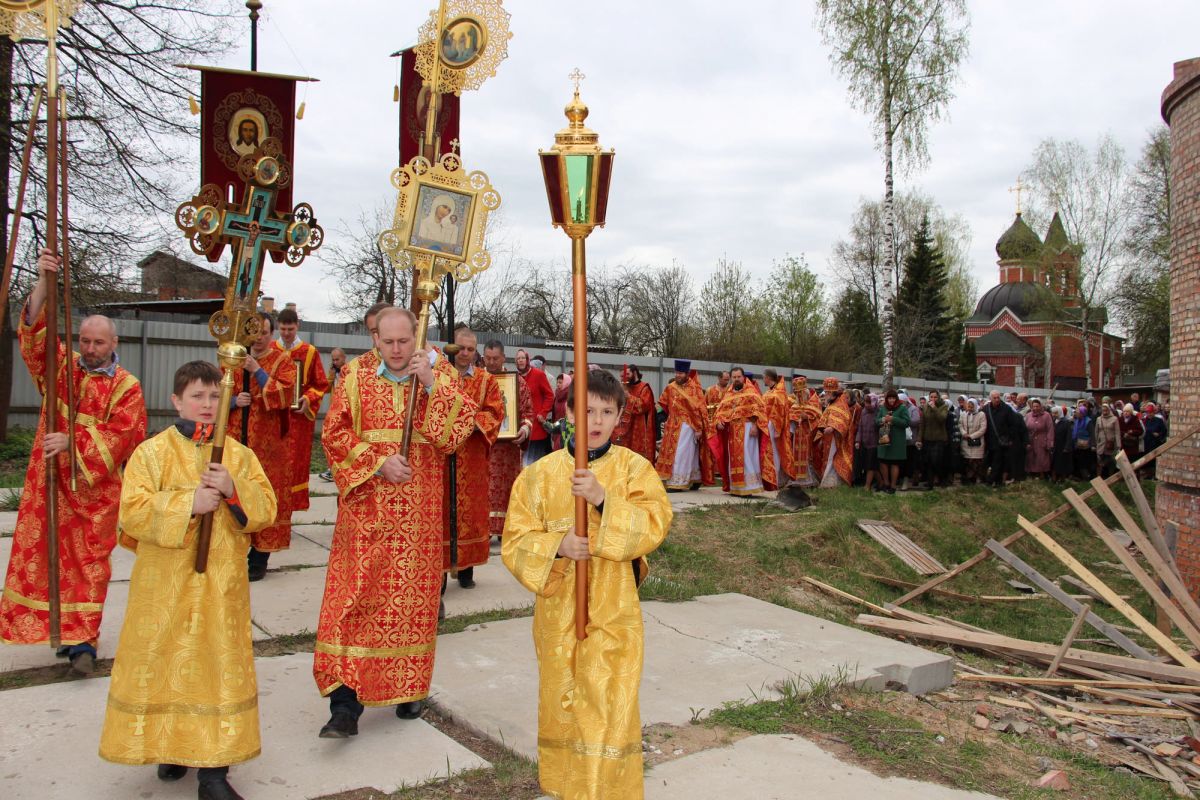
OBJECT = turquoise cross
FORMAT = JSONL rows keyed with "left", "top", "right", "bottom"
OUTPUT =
{"left": 223, "top": 186, "right": 289, "bottom": 302}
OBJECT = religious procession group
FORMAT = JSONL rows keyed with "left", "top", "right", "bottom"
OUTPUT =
{"left": 0, "top": 261, "right": 673, "bottom": 800}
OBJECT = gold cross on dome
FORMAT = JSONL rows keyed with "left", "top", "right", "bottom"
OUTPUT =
{"left": 1008, "top": 177, "right": 1025, "bottom": 214}
{"left": 569, "top": 67, "right": 586, "bottom": 93}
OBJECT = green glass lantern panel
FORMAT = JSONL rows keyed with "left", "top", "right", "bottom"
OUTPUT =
{"left": 564, "top": 153, "right": 595, "bottom": 224}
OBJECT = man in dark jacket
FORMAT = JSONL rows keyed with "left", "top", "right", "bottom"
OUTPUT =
{"left": 983, "top": 390, "right": 1018, "bottom": 487}
{"left": 919, "top": 391, "right": 950, "bottom": 487}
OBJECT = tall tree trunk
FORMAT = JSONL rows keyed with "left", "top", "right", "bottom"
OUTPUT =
{"left": 881, "top": 111, "right": 896, "bottom": 389}
{"left": 0, "top": 39, "right": 14, "bottom": 442}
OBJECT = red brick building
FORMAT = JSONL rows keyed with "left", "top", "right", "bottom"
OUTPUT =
{"left": 138, "top": 250, "right": 225, "bottom": 301}
{"left": 964, "top": 212, "right": 1122, "bottom": 392}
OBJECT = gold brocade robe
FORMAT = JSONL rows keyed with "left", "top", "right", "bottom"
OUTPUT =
{"left": 315, "top": 365, "right": 474, "bottom": 705}
{"left": 502, "top": 446, "right": 673, "bottom": 800}
{"left": 99, "top": 427, "right": 276, "bottom": 768}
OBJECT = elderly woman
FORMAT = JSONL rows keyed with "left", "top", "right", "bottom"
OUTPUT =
{"left": 854, "top": 392, "right": 880, "bottom": 491}
{"left": 1024, "top": 398, "right": 1055, "bottom": 479}
{"left": 1141, "top": 402, "right": 1168, "bottom": 479}
{"left": 958, "top": 398, "right": 987, "bottom": 484}
{"left": 1051, "top": 406, "right": 1074, "bottom": 481}
{"left": 875, "top": 390, "right": 910, "bottom": 495}
{"left": 1118, "top": 403, "right": 1145, "bottom": 464}
{"left": 1094, "top": 403, "right": 1120, "bottom": 478}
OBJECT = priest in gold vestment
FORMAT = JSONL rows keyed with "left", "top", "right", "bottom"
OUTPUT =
{"left": 100, "top": 361, "right": 276, "bottom": 799}
{"left": 503, "top": 369, "right": 672, "bottom": 800}
{"left": 314, "top": 307, "right": 475, "bottom": 737}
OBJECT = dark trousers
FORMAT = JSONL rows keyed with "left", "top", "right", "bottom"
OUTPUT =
{"left": 197, "top": 767, "right": 229, "bottom": 786}
{"left": 986, "top": 445, "right": 1008, "bottom": 486}
{"left": 924, "top": 442, "right": 946, "bottom": 485}
{"left": 248, "top": 547, "right": 270, "bottom": 569}
{"left": 1074, "top": 449, "right": 1096, "bottom": 480}
{"left": 329, "top": 685, "right": 365, "bottom": 719}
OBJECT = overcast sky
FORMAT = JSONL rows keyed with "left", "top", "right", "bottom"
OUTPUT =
{"left": 193, "top": 0, "right": 1200, "bottom": 323}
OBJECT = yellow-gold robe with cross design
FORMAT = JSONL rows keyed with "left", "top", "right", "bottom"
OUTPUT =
{"left": 99, "top": 427, "right": 276, "bottom": 768}
{"left": 502, "top": 445, "right": 672, "bottom": 800}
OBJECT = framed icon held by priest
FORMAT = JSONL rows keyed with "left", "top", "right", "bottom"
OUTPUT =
{"left": 494, "top": 372, "right": 519, "bottom": 440}
{"left": 408, "top": 185, "right": 473, "bottom": 258}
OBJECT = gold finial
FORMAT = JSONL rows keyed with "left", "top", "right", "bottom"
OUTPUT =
{"left": 1008, "top": 176, "right": 1025, "bottom": 215}
{"left": 449, "top": 138, "right": 461, "bottom": 154}
{"left": 569, "top": 67, "right": 586, "bottom": 93}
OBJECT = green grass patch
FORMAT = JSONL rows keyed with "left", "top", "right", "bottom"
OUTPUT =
{"left": 438, "top": 605, "right": 533, "bottom": 635}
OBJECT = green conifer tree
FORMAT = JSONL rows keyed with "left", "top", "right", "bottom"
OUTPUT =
{"left": 895, "top": 215, "right": 956, "bottom": 379}
{"left": 958, "top": 338, "right": 977, "bottom": 381}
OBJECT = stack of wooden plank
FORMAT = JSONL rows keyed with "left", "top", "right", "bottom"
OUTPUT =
{"left": 813, "top": 426, "right": 1200, "bottom": 795}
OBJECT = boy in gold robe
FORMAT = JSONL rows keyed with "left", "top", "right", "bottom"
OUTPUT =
{"left": 99, "top": 361, "right": 277, "bottom": 800}
{"left": 503, "top": 369, "right": 673, "bottom": 800}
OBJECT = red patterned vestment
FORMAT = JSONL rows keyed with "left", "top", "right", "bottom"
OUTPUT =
{"left": 813, "top": 392, "right": 855, "bottom": 486}
{"left": 230, "top": 348, "right": 296, "bottom": 552}
{"left": 273, "top": 338, "right": 330, "bottom": 512}
{"left": 705, "top": 383, "right": 726, "bottom": 428}
{"left": 0, "top": 304, "right": 147, "bottom": 646}
{"left": 488, "top": 372, "right": 532, "bottom": 537}
{"left": 788, "top": 388, "right": 821, "bottom": 484}
{"left": 762, "top": 381, "right": 793, "bottom": 482}
{"left": 711, "top": 385, "right": 777, "bottom": 495}
{"left": 654, "top": 377, "right": 713, "bottom": 488}
{"left": 444, "top": 367, "right": 504, "bottom": 570}
{"left": 315, "top": 365, "right": 475, "bottom": 705}
{"left": 613, "top": 380, "right": 656, "bottom": 464}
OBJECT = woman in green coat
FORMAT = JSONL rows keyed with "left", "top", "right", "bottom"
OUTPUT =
{"left": 875, "top": 389, "right": 910, "bottom": 494}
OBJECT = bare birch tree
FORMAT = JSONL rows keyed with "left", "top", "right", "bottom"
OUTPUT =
{"left": 816, "top": 0, "right": 969, "bottom": 388}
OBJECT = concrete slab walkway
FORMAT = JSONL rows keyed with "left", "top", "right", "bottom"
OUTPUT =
{"left": 431, "top": 593, "right": 953, "bottom": 760}
{"left": 0, "top": 653, "right": 488, "bottom": 800}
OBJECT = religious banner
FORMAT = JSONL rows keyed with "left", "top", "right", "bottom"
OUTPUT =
{"left": 186, "top": 65, "right": 317, "bottom": 262}
{"left": 397, "top": 47, "right": 460, "bottom": 166}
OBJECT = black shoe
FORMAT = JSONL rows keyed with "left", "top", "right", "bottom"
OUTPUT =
{"left": 198, "top": 778, "right": 244, "bottom": 800}
{"left": 396, "top": 699, "right": 424, "bottom": 719}
{"left": 438, "top": 600, "right": 445, "bottom": 622}
{"left": 247, "top": 563, "right": 267, "bottom": 582}
{"left": 318, "top": 711, "right": 359, "bottom": 739}
{"left": 457, "top": 567, "right": 475, "bottom": 589}
{"left": 157, "top": 764, "right": 188, "bottom": 781}
{"left": 55, "top": 645, "right": 71, "bottom": 658}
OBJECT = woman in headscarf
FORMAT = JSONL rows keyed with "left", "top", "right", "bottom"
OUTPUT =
{"left": 1023, "top": 398, "right": 1054, "bottom": 479}
{"left": 1051, "top": 405, "right": 1074, "bottom": 482}
{"left": 1093, "top": 403, "right": 1119, "bottom": 478}
{"left": 1141, "top": 402, "right": 1168, "bottom": 479}
{"left": 1071, "top": 403, "right": 1096, "bottom": 480}
{"left": 1118, "top": 402, "right": 1145, "bottom": 464}
{"left": 549, "top": 372, "right": 573, "bottom": 450}
{"left": 899, "top": 391, "right": 921, "bottom": 490}
{"left": 854, "top": 392, "right": 880, "bottom": 491}
{"left": 875, "top": 390, "right": 909, "bottom": 494}
{"left": 958, "top": 398, "right": 987, "bottom": 484}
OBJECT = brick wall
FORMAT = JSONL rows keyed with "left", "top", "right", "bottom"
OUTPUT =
{"left": 1158, "top": 58, "right": 1200, "bottom": 599}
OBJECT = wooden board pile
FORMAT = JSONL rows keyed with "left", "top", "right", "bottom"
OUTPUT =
{"left": 811, "top": 423, "right": 1200, "bottom": 795}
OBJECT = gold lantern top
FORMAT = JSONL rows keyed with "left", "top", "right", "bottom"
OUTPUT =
{"left": 539, "top": 69, "right": 614, "bottom": 239}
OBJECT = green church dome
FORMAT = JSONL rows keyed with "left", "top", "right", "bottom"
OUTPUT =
{"left": 995, "top": 213, "right": 1043, "bottom": 261}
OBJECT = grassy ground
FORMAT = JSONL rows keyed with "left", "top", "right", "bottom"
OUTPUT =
{"left": 0, "top": 427, "right": 33, "bottom": 489}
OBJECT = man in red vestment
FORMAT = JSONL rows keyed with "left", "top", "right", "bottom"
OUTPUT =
{"left": 812, "top": 377, "right": 855, "bottom": 488}
{"left": 315, "top": 307, "right": 475, "bottom": 737}
{"left": 232, "top": 312, "right": 297, "bottom": 581}
{"left": 654, "top": 360, "right": 712, "bottom": 490}
{"left": 711, "top": 367, "right": 776, "bottom": 496}
{"left": 705, "top": 371, "right": 729, "bottom": 428}
{"left": 444, "top": 327, "right": 504, "bottom": 589}
{"left": 0, "top": 249, "right": 147, "bottom": 673}
{"left": 516, "top": 348, "right": 554, "bottom": 465}
{"left": 788, "top": 375, "right": 820, "bottom": 487}
{"left": 614, "top": 364, "right": 656, "bottom": 463}
{"left": 484, "top": 340, "right": 532, "bottom": 540}
{"left": 274, "top": 307, "right": 330, "bottom": 517}
{"left": 762, "top": 369, "right": 793, "bottom": 485}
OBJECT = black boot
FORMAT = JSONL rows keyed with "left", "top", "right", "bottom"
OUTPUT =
{"left": 457, "top": 566, "right": 475, "bottom": 589}
{"left": 318, "top": 712, "right": 359, "bottom": 738}
{"left": 247, "top": 548, "right": 269, "bottom": 582}
{"left": 157, "top": 764, "right": 188, "bottom": 781}
{"left": 197, "top": 767, "right": 242, "bottom": 800}
{"left": 396, "top": 699, "right": 425, "bottom": 719}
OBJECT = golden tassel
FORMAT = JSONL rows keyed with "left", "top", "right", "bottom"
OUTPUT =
{"left": 188, "top": 95, "right": 200, "bottom": 116}
{"left": 393, "top": 84, "right": 400, "bottom": 102}
{"left": 296, "top": 101, "right": 306, "bottom": 120}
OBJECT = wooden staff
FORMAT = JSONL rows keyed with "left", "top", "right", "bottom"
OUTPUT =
{"left": 0, "top": 87, "right": 43, "bottom": 331}
{"left": 44, "top": 63, "right": 62, "bottom": 648}
{"left": 571, "top": 236, "right": 589, "bottom": 641}
{"left": 400, "top": 277, "right": 438, "bottom": 458}
{"left": 59, "top": 91, "right": 77, "bottom": 491}
{"left": 195, "top": 345, "right": 241, "bottom": 572}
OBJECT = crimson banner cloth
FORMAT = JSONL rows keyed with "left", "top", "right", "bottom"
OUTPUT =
{"left": 398, "top": 48, "right": 461, "bottom": 165}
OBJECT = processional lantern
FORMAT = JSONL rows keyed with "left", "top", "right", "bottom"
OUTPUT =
{"left": 538, "top": 69, "right": 615, "bottom": 641}
{"left": 0, "top": 0, "right": 84, "bottom": 649}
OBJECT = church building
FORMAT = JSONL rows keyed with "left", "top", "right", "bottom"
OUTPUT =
{"left": 964, "top": 211, "right": 1122, "bottom": 392}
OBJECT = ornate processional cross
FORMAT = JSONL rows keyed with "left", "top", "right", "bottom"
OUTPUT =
{"left": 569, "top": 67, "right": 585, "bottom": 92}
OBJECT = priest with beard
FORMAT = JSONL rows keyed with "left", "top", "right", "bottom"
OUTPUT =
{"left": 812, "top": 377, "right": 855, "bottom": 488}
{"left": 711, "top": 367, "right": 776, "bottom": 496}
{"left": 613, "top": 364, "right": 656, "bottom": 464}
{"left": 654, "top": 360, "right": 711, "bottom": 491}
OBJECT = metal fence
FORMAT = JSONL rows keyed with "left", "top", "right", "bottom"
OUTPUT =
{"left": 8, "top": 315, "right": 1053, "bottom": 433}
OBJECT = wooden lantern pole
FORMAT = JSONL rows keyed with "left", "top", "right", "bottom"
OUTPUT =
{"left": 571, "top": 235, "right": 590, "bottom": 641}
